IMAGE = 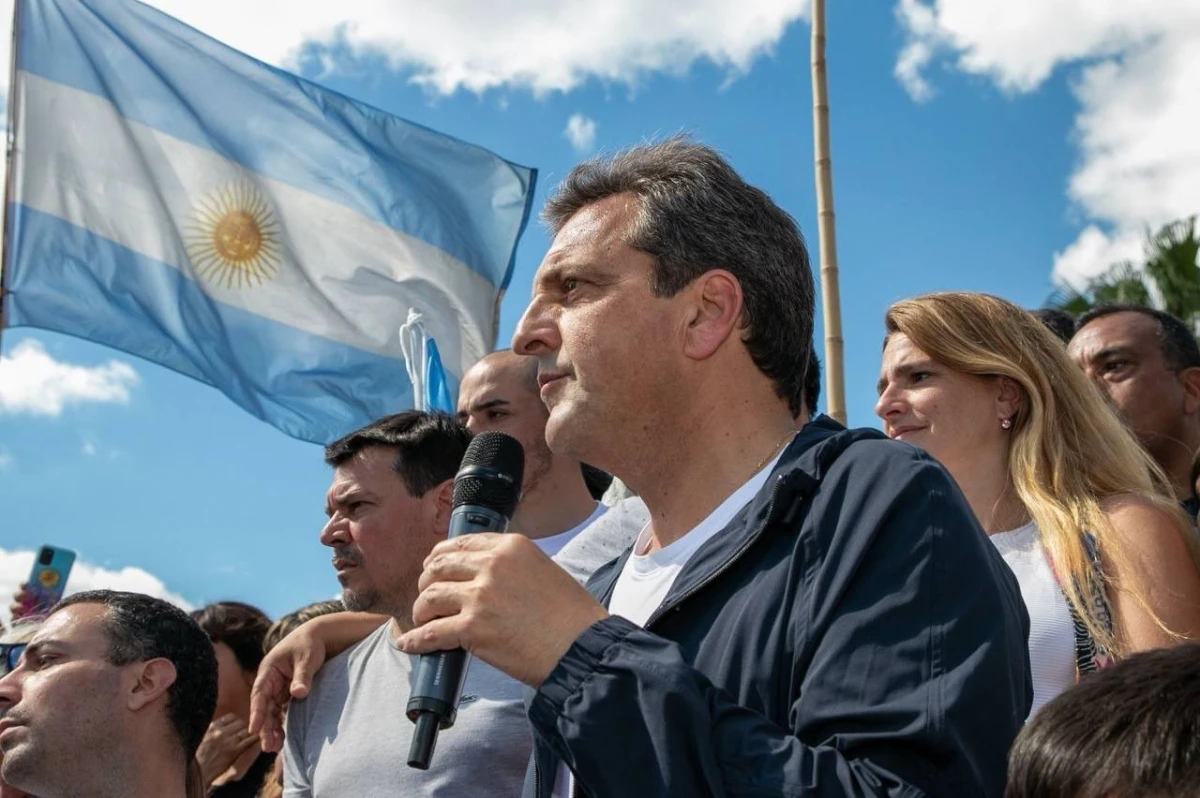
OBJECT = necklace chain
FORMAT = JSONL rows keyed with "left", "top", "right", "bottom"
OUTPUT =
{"left": 753, "top": 428, "right": 798, "bottom": 475}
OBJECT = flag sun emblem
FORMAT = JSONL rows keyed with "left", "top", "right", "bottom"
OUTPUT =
{"left": 184, "top": 181, "right": 282, "bottom": 289}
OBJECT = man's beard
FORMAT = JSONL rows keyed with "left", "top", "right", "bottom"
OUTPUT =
{"left": 333, "top": 545, "right": 380, "bottom": 613}
{"left": 522, "top": 439, "right": 554, "bottom": 496}
{"left": 340, "top": 585, "right": 381, "bottom": 613}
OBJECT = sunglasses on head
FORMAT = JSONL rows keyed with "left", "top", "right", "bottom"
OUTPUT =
{"left": 0, "top": 643, "right": 28, "bottom": 675}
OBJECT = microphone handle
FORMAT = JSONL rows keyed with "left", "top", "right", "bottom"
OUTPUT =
{"left": 407, "top": 505, "right": 510, "bottom": 769}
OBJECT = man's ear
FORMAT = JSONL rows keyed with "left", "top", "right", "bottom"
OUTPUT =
{"left": 682, "top": 270, "right": 743, "bottom": 361}
{"left": 430, "top": 478, "right": 454, "bottom": 536}
{"left": 1180, "top": 366, "right": 1200, "bottom": 416}
{"left": 126, "top": 658, "right": 178, "bottom": 713}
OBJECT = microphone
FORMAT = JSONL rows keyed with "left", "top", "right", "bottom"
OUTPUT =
{"left": 407, "top": 430, "right": 524, "bottom": 770}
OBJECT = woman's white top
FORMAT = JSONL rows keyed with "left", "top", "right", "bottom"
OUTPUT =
{"left": 989, "top": 521, "right": 1077, "bottom": 717}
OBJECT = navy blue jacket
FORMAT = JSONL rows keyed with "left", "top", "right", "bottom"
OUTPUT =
{"left": 523, "top": 417, "right": 1032, "bottom": 797}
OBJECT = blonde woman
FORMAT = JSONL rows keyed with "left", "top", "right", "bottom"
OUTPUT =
{"left": 876, "top": 292, "right": 1200, "bottom": 716}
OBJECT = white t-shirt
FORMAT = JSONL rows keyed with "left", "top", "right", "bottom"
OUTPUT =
{"left": 533, "top": 502, "right": 607, "bottom": 558}
{"left": 988, "top": 521, "right": 1076, "bottom": 717}
{"left": 552, "top": 452, "right": 784, "bottom": 797}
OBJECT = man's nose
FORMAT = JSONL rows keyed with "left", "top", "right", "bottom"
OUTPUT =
{"left": 0, "top": 668, "right": 24, "bottom": 711}
{"left": 319, "top": 517, "right": 347, "bottom": 547}
{"left": 512, "top": 296, "right": 560, "bottom": 357}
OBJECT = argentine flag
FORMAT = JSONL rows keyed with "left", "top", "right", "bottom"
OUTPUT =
{"left": 1, "top": 0, "right": 536, "bottom": 443}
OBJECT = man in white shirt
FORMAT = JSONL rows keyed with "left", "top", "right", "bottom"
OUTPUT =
{"left": 456, "top": 350, "right": 611, "bottom": 561}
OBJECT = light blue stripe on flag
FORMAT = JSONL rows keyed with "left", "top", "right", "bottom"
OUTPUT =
{"left": 424, "top": 339, "right": 455, "bottom": 415}
{"left": 3, "top": 0, "right": 537, "bottom": 444}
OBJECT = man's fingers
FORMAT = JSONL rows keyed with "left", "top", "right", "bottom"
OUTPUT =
{"left": 423, "top": 532, "right": 507, "bottom": 566}
{"left": 290, "top": 651, "right": 314, "bottom": 699}
{"left": 417, "top": 550, "right": 491, "bottom": 592}
{"left": 398, "top": 617, "right": 468, "bottom": 655}
{"left": 248, "top": 668, "right": 284, "bottom": 735}
{"left": 236, "top": 729, "right": 260, "bottom": 753}
{"left": 263, "top": 723, "right": 285, "bottom": 754}
{"left": 256, "top": 711, "right": 283, "bottom": 753}
{"left": 249, "top": 667, "right": 290, "bottom": 754}
{"left": 411, "top": 581, "right": 472, "bottom": 628}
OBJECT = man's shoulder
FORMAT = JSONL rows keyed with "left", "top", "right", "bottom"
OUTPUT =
{"left": 785, "top": 421, "right": 950, "bottom": 493}
{"left": 768, "top": 424, "right": 971, "bottom": 545}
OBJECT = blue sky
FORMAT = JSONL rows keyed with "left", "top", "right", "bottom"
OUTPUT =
{"left": 1, "top": 0, "right": 1196, "bottom": 618}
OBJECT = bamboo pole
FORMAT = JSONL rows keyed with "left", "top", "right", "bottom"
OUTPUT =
{"left": 810, "top": 0, "right": 846, "bottom": 424}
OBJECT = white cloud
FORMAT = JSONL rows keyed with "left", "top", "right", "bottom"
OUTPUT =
{"left": 0, "top": 340, "right": 139, "bottom": 417}
{"left": 1052, "top": 225, "right": 1142, "bottom": 289}
{"left": 894, "top": 0, "right": 1200, "bottom": 287}
{"left": 81, "top": 439, "right": 98, "bottom": 457}
{"left": 0, "top": 448, "right": 12, "bottom": 470}
{"left": 893, "top": 0, "right": 938, "bottom": 102}
{"left": 564, "top": 113, "right": 598, "bottom": 153}
{"left": 894, "top": 38, "right": 935, "bottom": 103}
{"left": 0, "top": 1, "right": 809, "bottom": 102}
{"left": 0, "top": 547, "right": 192, "bottom": 629}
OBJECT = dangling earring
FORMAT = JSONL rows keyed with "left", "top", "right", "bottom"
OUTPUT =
{"left": 1001, "top": 418, "right": 1012, "bottom": 430}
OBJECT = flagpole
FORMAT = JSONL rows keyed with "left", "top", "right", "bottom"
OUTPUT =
{"left": 0, "top": 0, "right": 23, "bottom": 354}
{"left": 811, "top": 0, "right": 846, "bottom": 424}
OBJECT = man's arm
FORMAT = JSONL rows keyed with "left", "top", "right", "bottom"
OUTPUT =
{"left": 526, "top": 454, "right": 1029, "bottom": 797}
{"left": 250, "top": 611, "right": 386, "bottom": 750}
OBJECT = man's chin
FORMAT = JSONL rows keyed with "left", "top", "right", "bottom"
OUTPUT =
{"left": 0, "top": 748, "right": 37, "bottom": 798}
{"left": 544, "top": 406, "right": 585, "bottom": 455}
{"left": 340, "top": 588, "right": 379, "bottom": 614}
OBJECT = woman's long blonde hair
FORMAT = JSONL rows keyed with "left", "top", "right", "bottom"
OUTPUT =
{"left": 885, "top": 291, "right": 1200, "bottom": 656}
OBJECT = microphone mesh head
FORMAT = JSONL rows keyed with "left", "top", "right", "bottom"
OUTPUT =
{"left": 452, "top": 432, "right": 524, "bottom": 516}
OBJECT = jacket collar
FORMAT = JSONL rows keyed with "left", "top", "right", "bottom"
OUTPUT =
{"left": 586, "top": 415, "right": 861, "bottom": 612}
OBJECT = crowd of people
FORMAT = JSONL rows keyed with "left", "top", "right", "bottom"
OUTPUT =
{"left": 1, "top": 137, "right": 1199, "bottom": 797}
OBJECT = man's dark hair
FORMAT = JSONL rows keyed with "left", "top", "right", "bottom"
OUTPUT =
{"left": 543, "top": 136, "right": 814, "bottom": 416}
{"left": 190, "top": 601, "right": 271, "bottom": 674}
{"left": 1030, "top": 308, "right": 1076, "bottom": 344}
{"left": 53, "top": 591, "right": 217, "bottom": 760}
{"left": 325, "top": 411, "right": 471, "bottom": 497}
{"left": 1076, "top": 305, "right": 1200, "bottom": 371}
{"left": 1006, "top": 643, "right": 1200, "bottom": 798}
{"left": 803, "top": 351, "right": 821, "bottom": 417}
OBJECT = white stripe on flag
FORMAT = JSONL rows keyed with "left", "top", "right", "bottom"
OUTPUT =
{"left": 13, "top": 71, "right": 499, "bottom": 376}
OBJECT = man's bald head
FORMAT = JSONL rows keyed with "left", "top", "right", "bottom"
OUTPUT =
{"left": 473, "top": 350, "right": 540, "bottom": 397}
{"left": 458, "top": 350, "right": 612, "bottom": 501}
{"left": 458, "top": 349, "right": 554, "bottom": 495}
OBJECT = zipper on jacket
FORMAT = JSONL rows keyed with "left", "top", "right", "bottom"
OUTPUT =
{"left": 531, "top": 759, "right": 580, "bottom": 798}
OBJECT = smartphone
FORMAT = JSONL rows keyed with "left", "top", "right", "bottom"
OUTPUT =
{"left": 15, "top": 545, "right": 77, "bottom": 619}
